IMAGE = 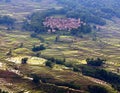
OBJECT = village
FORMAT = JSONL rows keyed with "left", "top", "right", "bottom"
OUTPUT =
{"left": 43, "top": 17, "right": 83, "bottom": 32}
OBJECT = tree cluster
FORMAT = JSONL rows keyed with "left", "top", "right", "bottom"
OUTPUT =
{"left": 79, "top": 65, "right": 120, "bottom": 91}
{"left": 56, "top": 0, "right": 120, "bottom": 25}
{"left": 23, "top": 8, "right": 92, "bottom": 36}
{"left": 88, "top": 85, "right": 111, "bottom": 93}
{"left": 21, "top": 57, "right": 28, "bottom": 64}
{"left": 32, "top": 44, "right": 46, "bottom": 52}
{"left": 71, "top": 24, "right": 92, "bottom": 36}
{"left": 0, "top": 16, "right": 15, "bottom": 26}
{"left": 86, "top": 58, "right": 105, "bottom": 66}
{"left": 45, "top": 57, "right": 66, "bottom": 68}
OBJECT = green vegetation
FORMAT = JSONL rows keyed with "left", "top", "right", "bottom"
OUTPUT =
{"left": 32, "top": 44, "right": 46, "bottom": 52}
{"left": 23, "top": 8, "right": 92, "bottom": 36}
{"left": 0, "top": 16, "right": 15, "bottom": 26}
{"left": 71, "top": 24, "right": 92, "bottom": 36}
{"left": 56, "top": 0, "right": 120, "bottom": 25}
{"left": 45, "top": 60, "right": 53, "bottom": 68}
{"left": 88, "top": 85, "right": 115, "bottom": 93}
{"left": 77, "top": 65, "right": 120, "bottom": 91}
{"left": 21, "top": 57, "right": 28, "bottom": 64}
{"left": 86, "top": 58, "right": 105, "bottom": 66}
{"left": 0, "top": 0, "right": 120, "bottom": 93}
{"left": 31, "top": 74, "right": 40, "bottom": 84}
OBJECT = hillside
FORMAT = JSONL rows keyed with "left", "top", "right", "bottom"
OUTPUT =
{"left": 56, "top": 0, "right": 120, "bottom": 25}
{"left": 0, "top": 0, "right": 120, "bottom": 93}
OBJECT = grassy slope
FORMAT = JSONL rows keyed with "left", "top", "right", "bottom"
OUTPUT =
{"left": 0, "top": 0, "right": 119, "bottom": 93}
{"left": 0, "top": 29, "right": 116, "bottom": 92}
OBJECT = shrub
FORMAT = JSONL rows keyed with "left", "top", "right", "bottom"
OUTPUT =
{"left": 45, "top": 60, "right": 53, "bottom": 68}
{"left": 88, "top": 85, "right": 109, "bottom": 93}
{"left": 86, "top": 58, "right": 105, "bottom": 66}
{"left": 32, "top": 44, "right": 46, "bottom": 52}
{"left": 55, "top": 59, "right": 65, "bottom": 65}
{"left": 31, "top": 74, "right": 40, "bottom": 84}
{"left": 21, "top": 57, "right": 28, "bottom": 64}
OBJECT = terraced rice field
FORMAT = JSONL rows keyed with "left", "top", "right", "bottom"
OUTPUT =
{"left": 0, "top": 1, "right": 119, "bottom": 92}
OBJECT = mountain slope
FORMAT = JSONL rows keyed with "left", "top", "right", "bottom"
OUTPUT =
{"left": 56, "top": 0, "right": 120, "bottom": 25}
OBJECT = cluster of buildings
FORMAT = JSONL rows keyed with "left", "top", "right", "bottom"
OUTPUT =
{"left": 43, "top": 17, "right": 83, "bottom": 32}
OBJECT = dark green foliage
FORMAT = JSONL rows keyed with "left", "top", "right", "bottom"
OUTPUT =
{"left": 85, "top": 16, "right": 106, "bottom": 26}
{"left": 46, "top": 57, "right": 65, "bottom": 65}
{"left": 23, "top": 8, "right": 66, "bottom": 33}
{"left": 64, "top": 62, "right": 74, "bottom": 67}
{"left": 31, "top": 74, "right": 40, "bottom": 84}
{"left": 45, "top": 57, "right": 65, "bottom": 68}
{"left": 0, "top": 16, "right": 15, "bottom": 26}
{"left": 15, "top": 0, "right": 120, "bottom": 35}
{"left": 66, "top": 10, "right": 106, "bottom": 26}
{"left": 32, "top": 44, "right": 46, "bottom": 52}
{"left": 56, "top": 0, "right": 120, "bottom": 25}
{"left": 23, "top": 8, "right": 93, "bottom": 36}
{"left": 55, "top": 59, "right": 65, "bottom": 65}
{"left": 23, "top": 18, "right": 46, "bottom": 33}
{"left": 86, "top": 58, "right": 105, "bottom": 66}
{"left": 21, "top": 57, "right": 28, "bottom": 64}
{"left": 71, "top": 24, "right": 92, "bottom": 36}
{"left": 88, "top": 85, "right": 109, "bottom": 93}
{"left": 79, "top": 65, "right": 120, "bottom": 91}
{"left": 45, "top": 60, "right": 53, "bottom": 68}
{"left": 73, "top": 66, "right": 81, "bottom": 72}
{"left": 47, "top": 57, "right": 55, "bottom": 62}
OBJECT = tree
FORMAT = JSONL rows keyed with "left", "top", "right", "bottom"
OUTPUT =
{"left": 45, "top": 60, "right": 53, "bottom": 68}
{"left": 70, "top": 24, "right": 92, "bottom": 37}
{"left": 21, "top": 58, "right": 28, "bottom": 64}
{"left": 55, "top": 59, "right": 65, "bottom": 65}
{"left": 86, "top": 58, "right": 105, "bottom": 66}
{"left": 32, "top": 44, "right": 46, "bottom": 52}
{"left": 88, "top": 85, "right": 109, "bottom": 93}
{"left": 6, "top": 49, "right": 12, "bottom": 56}
{"left": 73, "top": 66, "right": 81, "bottom": 72}
{"left": 31, "top": 74, "right": 40, "bottom": 84}
{"left": 0, "top": 16, "right": 15, "bottom": 26}
{"left": 55, "top": 35, "right": 60, "bottom": 42}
